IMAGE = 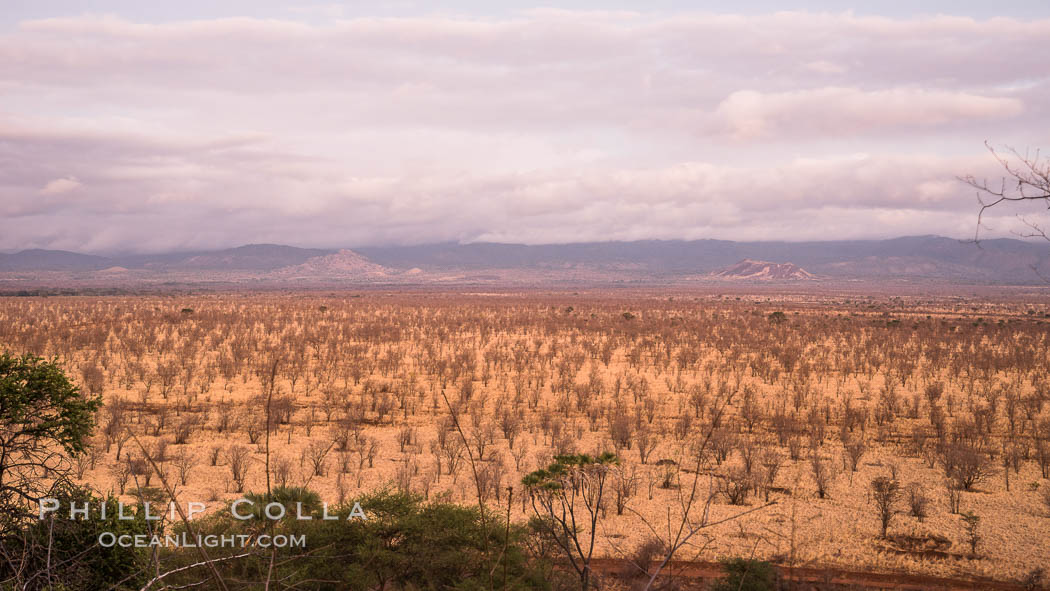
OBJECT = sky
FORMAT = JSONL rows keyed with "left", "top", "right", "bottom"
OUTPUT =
{"left": 1, "top": 1, "right": 1049, "bottom": 253}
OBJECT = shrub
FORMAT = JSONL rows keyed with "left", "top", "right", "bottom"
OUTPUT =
{"left": 720, "top": 468, "right": 753, "bottom": 505}
{"left": 0, "top": 485, "right": 150, "bottom": 590}
{"left": 960, "top": 511, "right": 981, "bottom": 557}
{"left": 711, "top": 558, "right": 777, "bottom": 591}
{"left": 163, "top": 489, "right": 549, "bottom": 590}
{"left": 905, "top": 482, "right": 929, "bottom": 522}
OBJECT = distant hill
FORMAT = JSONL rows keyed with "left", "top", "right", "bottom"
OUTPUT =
{"left": 711, "top": 259, "right": 814, "bottom": 280}
{"left": 2, "top": 236, "right": 1049, "bottom": 285}
{"left": 356, "top": 235, "right": 1050, "bottom": 283}
{"left": 0, "top": 244, "right": 338, "bottom": 273}
{"left": 135, "top": 244, "right": 334, "bottom": 271}
{"left": 273, "top": 249, "right": 387, "bottom": 278}
{"left": 0, "top": 249, "right": 111, "bottom": 272}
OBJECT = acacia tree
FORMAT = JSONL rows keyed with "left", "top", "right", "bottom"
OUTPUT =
{"left": 0, "top": 353, "right": 101, "bottom": 534}
{"left": 523, "top": 452, "right": 618, "bottom": 591}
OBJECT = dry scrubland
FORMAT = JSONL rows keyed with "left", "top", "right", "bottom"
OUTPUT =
{"left": 1, "top": 291, "right": 1049, "bottom": 582}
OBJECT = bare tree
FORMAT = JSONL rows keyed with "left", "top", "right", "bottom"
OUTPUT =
{"left": 272, "top": 454, "right": 293, "bottom": 489}
{"left": 941, "top": 443, "right": 993, "bottom": 491}
{"left": 173, "top": 448, "right": 196, "bottom": 486}
{"left": 869, "top": 476, "right": 900, "bottom": 538}
{"left": 842, "top": 435, "right": 867, "bottom": 484}
{"left": 810, "top": 453, "right": 834, "bottom": 499}
{"left": 613, "top": 465, "right": 638, "bottom": 516}
{"left": 961, "top": 142, "right": 1050, "bottom": 244}
{"left": 302, "top": 440, "right": 332, "bottom": 477}
{"left": 905, "top": 482, "right": 929, "bottom": 522}
{"left": 719, "top": 468, "right": 752, "bottom": 506}
{"left": 226, "top": 445, "right": 252, "bottom": 492}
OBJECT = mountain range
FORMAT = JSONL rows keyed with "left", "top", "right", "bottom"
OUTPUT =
{"left": 1, "top": 236, "right": 1048, "bottom": 286}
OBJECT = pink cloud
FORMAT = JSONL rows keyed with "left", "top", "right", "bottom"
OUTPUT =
{"left": 0, "top": 10, "right": 1047, "bottom": 251}
{"left": 38, "top": 177, "right": 81, "bottom": 195}
{"left": 715, "top": 88, "right": 1023, "bottom": 139}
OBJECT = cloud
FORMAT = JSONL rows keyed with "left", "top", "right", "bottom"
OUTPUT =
{"left": 0, "top": 123, "right": 1014, "bottom": 252}
{"left": 0, "top": 10, "right": 1047, "bottom": 252}
{"left": 715, "top": 88, "right": 1023, "bottom": 140}
{"left": 38, "top": 177, "right": 81, "bottom": 195}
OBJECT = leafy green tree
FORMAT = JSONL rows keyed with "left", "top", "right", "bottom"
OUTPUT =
{"left": 0, "top": 353, "right": 102, "bottom": 534}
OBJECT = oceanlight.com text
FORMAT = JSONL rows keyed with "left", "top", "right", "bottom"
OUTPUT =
{"left": 98, "top": 533, "right": 306, "bottom": 549}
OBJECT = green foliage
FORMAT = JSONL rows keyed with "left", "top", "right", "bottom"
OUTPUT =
{"left": 767, "top": 311, "right": 787, "bottom": 325}
{"left": 1, "top": 485, "right": 151, "bottom": 590}
{"left": 522, "top": 452, "right": 619, "bottom": 491}
{"left": 711, "top": 558, "right": 777, "bottom": 591}
{"left": 522, "top": 453, "right": 618, "bottom": 591}
{"left": 240, "top": 486, "right": 323, "bottom": 519}
{"left": 0, "top": 352, "right": 102, "bottom": 456}
{"left": 0, "top": 353, "right": 113, "bottom": 586}
{"left": 165, "top": 489, "right": 548, "bottom": 590}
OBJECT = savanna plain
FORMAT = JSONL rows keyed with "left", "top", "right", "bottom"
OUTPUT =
{"left": 3, "top": 289, "right": 1049, "bottom": 587}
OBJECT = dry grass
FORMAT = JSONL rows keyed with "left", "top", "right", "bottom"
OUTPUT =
{"left": 0, "top": 290, "right": 1048, "bottom": 581}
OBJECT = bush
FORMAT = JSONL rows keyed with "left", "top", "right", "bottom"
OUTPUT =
{"left": 711, "top": 558, "right": 776, "bottom": 591}
{"left": 0, "top": 485, "right": 151, "bottom": 590}
{"left": 719, "top": 469, "right": 753, "bottom": 505}
{"left": 162, "top": 489, "right": 549, "bottom": 590}
{"left": 239, "top": 486, "right": 323, "bottom": 520}
{"left": 941, "top": 443, "right": 993, "bottom": 491}
{"left": 960, "top": 511, "right": 981, "bottom": 557}
{"left": 906, "top": 482, "right": 930, "bottom": 522}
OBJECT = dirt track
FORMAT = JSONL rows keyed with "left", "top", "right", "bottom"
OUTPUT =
{"left": 588, "top": 558, "right": 1034, "bottom": 590}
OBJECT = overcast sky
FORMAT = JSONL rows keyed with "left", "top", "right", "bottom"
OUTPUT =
{"left": 2, "top": 1, "right": 1049, "bottom": 253}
